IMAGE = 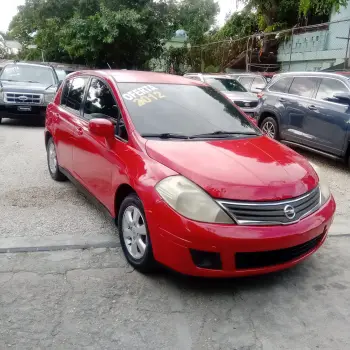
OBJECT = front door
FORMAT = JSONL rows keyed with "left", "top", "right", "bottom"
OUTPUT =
{"left": 72, "top": 77, "right": 127, "bottom": 212}
{"left": 283, "top": 76, "right": 321, "bottom": 146}
{"left": 301, "top": 77, "right": 350, "bottom": 156}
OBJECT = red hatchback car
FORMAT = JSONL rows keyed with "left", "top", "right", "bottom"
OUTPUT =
{"left": 45, "top": 70, "right": 336, "bottom": 277}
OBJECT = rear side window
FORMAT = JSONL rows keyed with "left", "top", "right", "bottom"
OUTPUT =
{"left": 61, "top": 77, "right": 89, "bottom": 112}
{"left": 288, "top": 77, "right": 319, "bottom": 98}
{"left": 269, "top": 77, "right": 293, "bottom": 93}
{"left": 239, "top": 77, "right": 254, "bottom": 89}
{"left": 251, "top": 77, "right": 266, "bottom": 90}
{"left": 316, "top": 78, "right": 349, "bottom": 101}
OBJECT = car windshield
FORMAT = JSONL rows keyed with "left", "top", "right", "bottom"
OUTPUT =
{"left": 205, "top": 78, "right": 247, "bottom": 92}
{"left": 118, "top": 83, "right": 259, "bottom": 138}
{"left": 0, "top": 65, "right": 55, "bottom": 85}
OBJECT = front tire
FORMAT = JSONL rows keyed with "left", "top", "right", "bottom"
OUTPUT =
{"left": 261, "top": 117, "right": 279, "bottom": 140}
{"left": 46, "top": 137, "right": 66, "bottom": 181}
{"left": 118, "top": 193, "right": 156, "bottom": 273}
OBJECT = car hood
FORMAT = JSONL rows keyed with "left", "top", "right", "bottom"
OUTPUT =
{"left": 0, "top": 81, "right": 55, "bottom": 93}
{"left": 222, "top": 91, "right": 258, "bottom": 102}
{"left": 145, "top": 136, "right": 318, "bottom": 201}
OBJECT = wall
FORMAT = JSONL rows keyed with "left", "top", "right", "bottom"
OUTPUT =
{"left": 277, "top": 0, "right": 350, "bottom": 71}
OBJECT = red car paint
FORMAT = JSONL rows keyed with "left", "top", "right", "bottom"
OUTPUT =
{"left": 46, "top": 70, "right": 336, "bottom": 277}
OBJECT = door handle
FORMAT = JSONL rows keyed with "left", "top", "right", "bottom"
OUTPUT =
{"left": 76, "top": 127, "right": 83, "bottom": 136}
{"left": 53, "top": 112, "right": 60, "bottom": 122}
{"left": 308, "top": 105, "right": 318, "bottom": 111}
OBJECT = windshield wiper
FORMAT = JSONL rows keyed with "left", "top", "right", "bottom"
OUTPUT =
{"left": 0, "top": 79, "right": 18, "bottom": 82}
{"left": 141, "top": 133, "right": 189, "bottom": 139}
{"left": 190, "top": 131, "right": 257, "bottom": 139}
{"left": 24, "top": 80, "right": 40, "bottom": 83}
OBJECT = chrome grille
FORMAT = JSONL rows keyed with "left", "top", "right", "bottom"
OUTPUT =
{"left": 234, "top": 101, "right": 258, "bottom": 108}
{"left": 217, "top": 186, "right": 321, "bottom": 226}
{"left": 4, "top": 92, "right": 43, "bottom": 105}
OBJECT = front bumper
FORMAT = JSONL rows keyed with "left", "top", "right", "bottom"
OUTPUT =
{"left": 0, "top": 104, "right": 47, "bottom": 119}
{"left": 146, "top": 196, "right": 336, "bottom": 277}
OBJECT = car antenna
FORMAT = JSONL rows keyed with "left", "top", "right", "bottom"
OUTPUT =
{"left": 107, "top": 63, "right": 112, "bottom": 70}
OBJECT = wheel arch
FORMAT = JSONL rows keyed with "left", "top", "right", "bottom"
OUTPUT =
{"left": 258, "top": 110, "right": 279, "bottom": 128}
{"left": 114, "top": 183, "right": 137, "bottom": 223}
{"left": 45, "top": 131, "right": 52, "bottom": 147}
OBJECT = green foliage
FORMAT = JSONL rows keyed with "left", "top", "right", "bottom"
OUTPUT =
{"left": 299, "top": 0, "right": 348, "bottom": 16}
{"left": 204, "top": 64, "right": 220, "bottom": 73}
{"left": 214, "top": 11, "right": 258, "bottom": 40}
{"left": 8, "top": 0, "right": 169, "bottom": 67}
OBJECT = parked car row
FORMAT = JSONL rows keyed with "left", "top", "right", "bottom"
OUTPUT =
{"left": 184, "top": 73, "right": 260, "bottom": 117}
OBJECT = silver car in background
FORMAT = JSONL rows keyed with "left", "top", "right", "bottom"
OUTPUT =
{"left": 184, "top": 73, "right": 260, "bottom": 117}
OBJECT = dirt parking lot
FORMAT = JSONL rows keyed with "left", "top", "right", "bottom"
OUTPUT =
{"left": 0, "top": 120, "right": 350, "bottom": 349}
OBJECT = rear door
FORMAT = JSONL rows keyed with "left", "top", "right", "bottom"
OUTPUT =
{"left": 283, "top": 76, "right": 321, "bottom": 145}
{"left": 303, "top": 77, "right": 350, "bottom": 155}
{"left": 53, "top": 76, "right": 89, "bottom": 173}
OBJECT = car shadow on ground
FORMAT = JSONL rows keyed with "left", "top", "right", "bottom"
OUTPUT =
{"left": 0, "top": 118, "right": 44, "bottom": 128}
{"left": 146, "top": 258, "right": 309, "bottom": 294}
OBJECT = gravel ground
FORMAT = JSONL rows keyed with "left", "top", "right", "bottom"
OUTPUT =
{"left": 0, "top": 120, "right": 348, "bottom": 241}
{"left": 0, "top": 238, "right": 350, "bottom": 349}
{"left": 0, "top": 120, "right": 115, "bottom": 239}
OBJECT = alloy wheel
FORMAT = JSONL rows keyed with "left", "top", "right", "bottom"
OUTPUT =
{"left": 48, "top": 141, "right": 58, "bottom": 174}
{"left": 122, "top": 206, "right": 148, "bottom": 260}
{"left": 262, "top": 121, "right": 276, "bottom": 138}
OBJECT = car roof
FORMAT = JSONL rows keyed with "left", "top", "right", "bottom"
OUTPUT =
{"left": 184, "top": 73, "right": 233, "bottom": 79}
{"left": 4, "top": 62, "right": 54, "bottom": 69}
{"left": 276, "top": 71, "right": 349, "bottom": 80}
{"left": 74, "top": 70, "right": 206, "bottom": 85}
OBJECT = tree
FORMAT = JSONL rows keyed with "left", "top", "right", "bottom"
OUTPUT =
{"left": 243, "top": 0, "right": 348, "bottom": 30}
{"left": 9, "top": 0, "right": 177, "bottom": 67}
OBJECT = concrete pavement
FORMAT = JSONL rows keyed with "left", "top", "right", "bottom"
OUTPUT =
{"left": 0, "top": 237, "right": 350, "bottom": 350}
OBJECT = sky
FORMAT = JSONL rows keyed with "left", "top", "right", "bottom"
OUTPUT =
{"left": 0, "top": 0, "right": 238, "bottom": 33}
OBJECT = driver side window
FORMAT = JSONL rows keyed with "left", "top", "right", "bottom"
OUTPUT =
{"left": 84, "top": 78, "right": 128, "bottom": 141}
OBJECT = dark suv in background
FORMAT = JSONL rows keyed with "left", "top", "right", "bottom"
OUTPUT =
{"left": 257, "top": 72, "right": 350, "bottom": 165}
{"left": 0, "top": 62, "right": 60, "bottom": 124}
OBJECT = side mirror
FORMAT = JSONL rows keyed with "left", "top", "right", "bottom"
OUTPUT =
{"left": 88, "top": 118, "right": 115, "bottom": 140}
{"left": 333, "top": 92, "right": 350, "bottom": 104}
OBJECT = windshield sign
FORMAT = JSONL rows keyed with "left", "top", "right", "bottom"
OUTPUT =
{"left": 0, "top": 65, "right": 55, "bottom": 85}
{"left": 118, "top": 83, "right": 258, "bottom": 138}
{"left": 205, "top": 78, "right": 247, "bottom": 93}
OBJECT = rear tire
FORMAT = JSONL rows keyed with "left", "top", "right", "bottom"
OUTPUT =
{"left": 261, "top": 116, "right": 279, "bottom": 140}
{"left": 0, "top": 118, "right": 2, "bottom": 124}
{"left": 46, "top": 137, "right": 66, "bottom": 181}
{"left": 118, "top": 193, "right": 156, "bottom": 273}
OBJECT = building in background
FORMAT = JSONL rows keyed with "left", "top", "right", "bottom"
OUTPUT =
{"left": 278, "top": 0, "right": 350, "bottom": 71}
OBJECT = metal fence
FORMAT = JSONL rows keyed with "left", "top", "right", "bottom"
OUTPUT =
{"left": 183, "top": 18, "right": 350, "bottom": 74}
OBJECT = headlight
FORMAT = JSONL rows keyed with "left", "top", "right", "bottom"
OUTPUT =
{"left": 309, "top": 162, "right": 331, "bottom": 205}
{"left": 155, "top": 176, "right": 234, "bottom": 224}
{"left": 44, "top": 93, "right": 56, "bottom": 103}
